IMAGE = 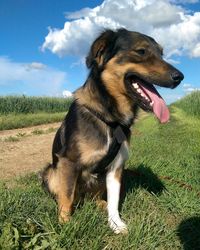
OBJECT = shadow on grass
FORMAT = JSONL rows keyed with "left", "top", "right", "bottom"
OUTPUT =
{"left": 120, "top": 164, "right": 166, "bottom": 206}
{"left": 177, "top": 216, "right": 200, "bottom": 250}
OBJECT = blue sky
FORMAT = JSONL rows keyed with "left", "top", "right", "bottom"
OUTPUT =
{"left": 0, "top": 0, "right": 200, "bottom": 103}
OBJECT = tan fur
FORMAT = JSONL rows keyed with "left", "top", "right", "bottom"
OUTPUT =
{"left": 75, "top": 81, "right": 115, "bottom": 123}
{"left": 96, "top": 200, "right": 107, "bottom": 210}
{"left": 102, "top": 53, "right": 171, "bottom": 81}
{"left": 78, "top": 137, "right": 108, "bottom": 165}
{"left": 75, "top": 86, "right": 103, "bottom": 115}
{"left": 101, "top": 52, "right": 171, "bottom": 121}
{"left": 114, "top": 167, "right": 123, "bottom": 182}
{"left": 46, "top": 158, "right": 78, "bottom": 222}
{"left": 101, "top": 57, "right": 141, "bottom": 120}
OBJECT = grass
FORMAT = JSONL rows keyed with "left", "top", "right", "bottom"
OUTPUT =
{"left": 0, "top": 107, "right": 199, "bottom": 249}
{"left": 172, "top": 90, "right": 200, "bottom": 118}
{"left": 0, "top": 112, "right": 66, "bottom": 130}
{"left": 0, "top": 95, "right": 72, "bottom": 115}
{"left": 0, "top": 95, "right": 71, "bottom": 130}
{"left": 3, "top": 132, "right": 27, "bottom": 142}
{"left": 4, "top": 136, "right": 20, "bottom": 142}
{"left": 1, "top": 127, "right": 58, "bottom": 142}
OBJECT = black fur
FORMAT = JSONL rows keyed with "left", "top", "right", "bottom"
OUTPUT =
{"left": 41, "top": 28, "right": 184, "bottom": 225}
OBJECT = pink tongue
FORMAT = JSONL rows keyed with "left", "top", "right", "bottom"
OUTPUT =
{"left": 140, "top": 86, "right": 170, "bottom": 123}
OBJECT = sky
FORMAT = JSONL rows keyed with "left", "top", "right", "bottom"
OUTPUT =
{"left": 0, "top": 0, "right": 200, "bottom": 103}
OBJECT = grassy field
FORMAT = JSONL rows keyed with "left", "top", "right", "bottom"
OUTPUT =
{"left": 0, "top": 96, "right": 71, "bottom": 130}
{"left": 0, "top": 96, "right": 72, "bottom": 114}
{"left": 172, "top": 90, "right": 200, "bottom": 118}
{"left": 0, "top": 101, "right": 200, "bottom": 249}
{"left": 0, "top": 112, "right": 66, "bottom": 130}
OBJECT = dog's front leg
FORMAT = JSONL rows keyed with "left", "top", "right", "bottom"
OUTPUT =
{"left": 106, "top": 167, "right": 128, "bottom": 234}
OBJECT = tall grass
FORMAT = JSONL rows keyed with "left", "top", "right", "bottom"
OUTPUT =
{"left": 172, "top": 90, "right": 200, "bottom": 117}
{"left": 0, "top": 112, "right": 66, "bottom": 130}
{"left": 0, "top": 96, "right": 72, "bottom": 114}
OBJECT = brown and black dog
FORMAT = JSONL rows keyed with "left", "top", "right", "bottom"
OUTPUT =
{"left": 42, "top": 28, "right": 184, "bottom": 234}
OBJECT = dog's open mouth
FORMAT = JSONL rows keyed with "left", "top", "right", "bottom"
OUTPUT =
{"left": 129, "top": 76, "right": 169, "bottom": 123}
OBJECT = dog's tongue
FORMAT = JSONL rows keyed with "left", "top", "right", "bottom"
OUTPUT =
{"left": 140, "top": 85, "right": 170, "bottom": 123}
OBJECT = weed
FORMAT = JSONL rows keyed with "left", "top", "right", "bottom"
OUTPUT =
{"left": 16, "top": 132, "right": 26, "bottom": 138}
{"left": 46, "top": 127, "right": 57, "bottom": 133}
{"left": 4, "top": 136, "right": 19, "bottom": 142}
{"left": 31, "top": 129, "right": 44, "bottom": 135}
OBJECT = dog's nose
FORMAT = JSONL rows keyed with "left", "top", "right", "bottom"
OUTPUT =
{"left": 171, "top": 71, "right": 184, "bottom": 88}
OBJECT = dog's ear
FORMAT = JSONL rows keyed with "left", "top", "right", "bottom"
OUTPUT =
{"left": 86, "top": 30, "right": 117, "bottom": 69}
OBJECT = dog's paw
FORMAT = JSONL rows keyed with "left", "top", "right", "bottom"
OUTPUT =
{"left": 108, "top": 217, "right": 128, "bottom": 234}
{"left": 59, "top": 211, "right": 71, "bottom": 223}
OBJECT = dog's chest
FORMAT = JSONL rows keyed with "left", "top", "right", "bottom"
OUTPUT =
{"left": 81, "top": 132, "right": 129, "bottom": 186}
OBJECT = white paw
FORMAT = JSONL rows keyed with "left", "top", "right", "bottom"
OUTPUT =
{"left": 108, "top": 217, "right": 128, "bottom": 234}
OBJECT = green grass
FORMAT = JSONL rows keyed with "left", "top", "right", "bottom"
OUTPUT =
{"left": 0, "top": 107, "right": 199, "bottom": 249}
{"left": 0, "top": 112, "right": 66, "bottom": 130}
{"left": 0, "top": 95, "right": 71, "bottom": 130}
{"left": 172, "top": 90, "right": 200, "bottom": 117}
{"left": 0, "top": 96, "right": 72, "bottom": 115}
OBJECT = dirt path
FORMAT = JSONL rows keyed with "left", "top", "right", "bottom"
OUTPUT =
{"left": 0, "top": 111, "right": 147, "bottom": 181}
{"left": 0, "top": 123, "right": 60, "bottom": 180}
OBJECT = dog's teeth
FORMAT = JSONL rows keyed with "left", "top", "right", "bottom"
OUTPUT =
{"left": 150, "top": 101, "right": 154, "bottom": 106}
{"left": 137, "top": 89, "right": 141, "bottom": 93}
{"left": 132, "top": 83, "right": 139, "bottom": 89}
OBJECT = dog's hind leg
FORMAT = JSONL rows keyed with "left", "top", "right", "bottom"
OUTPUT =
{"left": 42, "top": 158, "right": 79, "bottom": 223}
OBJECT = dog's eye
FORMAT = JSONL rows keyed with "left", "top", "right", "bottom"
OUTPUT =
{"left": 136, "top": 49, "right": 146, "bottom": 56}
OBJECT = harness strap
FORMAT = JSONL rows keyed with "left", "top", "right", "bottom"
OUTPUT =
{"left": 92, "top": 132, "right": 121, "bottom": 175}
{"left": 83, "top": 105, "right": 130, "bottom": 175}
{"left": 83, "top": 105, "right": 119, "bottom": 129}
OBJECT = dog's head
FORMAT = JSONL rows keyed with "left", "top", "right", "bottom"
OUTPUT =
{"left": 86, "top": 29, "right": 184, "bottom": 123}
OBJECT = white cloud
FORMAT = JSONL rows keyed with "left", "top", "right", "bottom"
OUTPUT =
{"left": 165, "top": 57, "right": 180, "bottom": 64}
{"left": 191, "top": 42, "right": 200, "bottom": 57}
{"left": 184, "top": 87, "right": 200, "bottom": 92}
{"left": 63, "top": 90, "right": 73, "bottom": 98}
{"left": 183, "top": 82, "right": 200, "bottom": 92}
{"left": 25, "top": 62, "right": 47, "bottom": 71}
{"left": 70, "top": 58, "right": 85, "bottom": 68}
{"left": 183, "top": 83, "right": 191, "bottom": 87}
{"left": 185, "top": 87, "right": 195, "bottom": 92}
{"left": 163, "top": 93, "right": 182, "bottom": 104}
{"left": 170, "top": 0, "right": 199, "bottom": 4}
{"left": 0, "top": 57, "right": 67, "bottom": 96}
{"left": 42, "top": 0, "right": 200, "bottom": 59}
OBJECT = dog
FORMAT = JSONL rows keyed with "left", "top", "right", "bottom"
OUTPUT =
{"left": 42, "top": 28, "right": 184, "bottom": 234}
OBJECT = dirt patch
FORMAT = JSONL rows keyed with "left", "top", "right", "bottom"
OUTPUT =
{"left": 0, "top": 123, "right": 59, "bottom": 140}
{"left": 0, "top": 123, "right": 60, "bottom": 180}
{"left": 0, "top": 111, "right": 147, "bottom": 181}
